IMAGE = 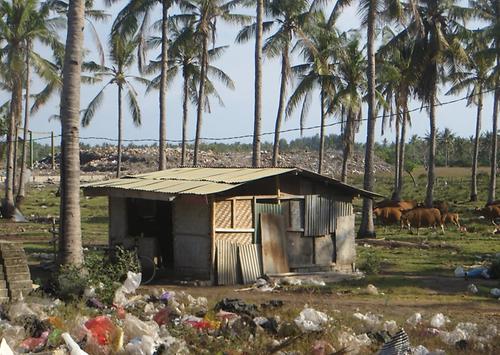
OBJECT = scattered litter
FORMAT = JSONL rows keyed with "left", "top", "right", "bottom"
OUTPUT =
{"left": 454, "top": 266, "right": 465, "bottom": 278}
{"left": 113, "top": 272, "right": 141, "bottom": 307}
{"left": 61, "top": 332, "right": 88, "bottom": 355}
{"left": 0, "top": 338, "right": 14, "bottom": 355}
{"left": 406, "top": 312, "right": 422, "bottom": 326}
{"left": 383, "top": 320, "right": 398, "bottom": 334}
{"left": 353, "top": 312, "right": 381, "bottom": 331}
{"left": 467, "top": 284, "right": 478, "bottom": 294}
{"left": 430, "top": 313, "right": 449, "bottom": 329}
{"left": 365, "top": 284, "right": 379, "bottom": 295}
{"left": 490, "top": 288, "right": 500, "bottom": 297}
{"left": 294, "top": 308, "right": 330, "bottom": 332}
{"left": 379, "top": 329, "right": 410, "bottom": 355}
{"left": 337, "top": 331, "right": 372, "bottom": 353}
{"left": 311, "top": 339, "right": 336, "bottom": 355}
{"left": 214, "top": 298, "right": 258, "bottom": 317}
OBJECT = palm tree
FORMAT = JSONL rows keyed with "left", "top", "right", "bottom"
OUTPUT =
{"left": 469, "top": 0, "right": 500, "bottom": 203}
{"left": 285, "top": 12, "right": 340, "bottom": 174}
{"left": 146, "top": 22, "right": 235, "bottom": 166}
{"left": 408, "top": 0, "right": 469, "bottom": 207}
{"left": 58, "top": 0, "right": 85, "bottom": 265}
{"left": 253, "top": 0, "right": 263, "bottom": 167}
{"left": 112, "top": 0, "right": 177, "bottom": 171}
{"left": 446, "top": 37, "right": 494, "bottom": 201}
{"left": 438, "top": 128, "right": 455, "bottom": 167}
{"left": 82, "top": 34, "right": 149, "bottom": 178}
{"left": 0, "top": 0, "right": 61, "bottom": 217}
{"left": 177, "top": 0, "right": 250, "bottom": 166}
{"left": 334, "top": 34, "right": 366, "bottom": 183}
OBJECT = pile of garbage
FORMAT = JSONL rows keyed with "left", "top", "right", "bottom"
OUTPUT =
{"left": 0, "top": 272, "right": 498, "bottom": 354}
{"left": 34, "top": 146, "right": 392, "bottom": 178}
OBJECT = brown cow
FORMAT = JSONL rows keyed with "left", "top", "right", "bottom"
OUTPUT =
{"left": 478, "top": 205, "right": 500, "bottom": 223}
{"left": 441, "top": 212, "right": 460, "bottom": 229}
{"left": 373, "top": 207, "right": 403, "bottom": 226}
{"left": 417, "top": 200, "right": 449, "bottom": 214}
{"left": 401, "top": 208, "right": 444, "bottom": 235}
{"left": 375, "top": 199, "right": 417, "bottom": 211}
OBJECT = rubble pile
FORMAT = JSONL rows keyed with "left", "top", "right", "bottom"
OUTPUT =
{"left": 0, "top": 274, "right": 498, "bottom": 354}
{"left": 35, "top": 146, "right": 392, "bottom": 177}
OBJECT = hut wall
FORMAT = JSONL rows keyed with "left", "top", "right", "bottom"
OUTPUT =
{"left": 173, "top": 196, "right": 211, "bottom": 278}
{"left": 214, "top": 198, "right": 254, "bottom": 245}
{"left": 109, "top": 197, "right": 127, "bottom": 246}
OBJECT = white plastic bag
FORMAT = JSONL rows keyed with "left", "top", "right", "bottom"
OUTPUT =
{"left": 123, "top": 314, "right": 159, "bottom": 341}
{"left": 412, "top": 345, "right": 430, "bottom": 355}
{"left": 454, "top": 266, "right": 465, "bottom": 278}
{"left": 0, "top": 338, "right": 14, "bottom": 355}
{"left": 353, "top": 312, "right": 381, "bottom": 331}
{"left": 62, "top": 332, "right": 89, "bottom": 355}
{"left": 490, "top": 288, "right": 500, "bottom": 297}
{"left": 114, "top": 272, "right": 142, "bottom": 306}
{"left": 294, "top": 308, "right": 329, "bottom": 332}
{"left": 124, "top": 335, "right": 155, "bottom": 355}
{"left": 430, "top": 313, "right": 448, "bottom": 328}
{"left": 406, "top": 312, "right": 422, "bottom": 326}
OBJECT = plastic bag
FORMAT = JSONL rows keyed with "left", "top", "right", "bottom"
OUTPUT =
{"left": 383, "top": 320, "right": 398, "bottom": 334}
{"left": 123, "top": 314, "right": 159, "bottom": 341}
{"left": 430, "top": 313, "right": 448, "bottom": 329}
{"left": 19, "top": 331, "right": 49, "bottom": 352}
{"left": 8, "top": 301, "right": 35, "bottom": 319}
{"left": 467, "top": 284, "right": 478, "bottom": 294}
{"left": 353, "top": 312, "right": 381, "bottom": 331}
{"left": 0, "top": 338, "right": 14, "bottom": 355}
{"left": 124, "top": 335, "right": 155, "bottom": 355}
{"left": 490, "top": 288, "right": 500, "bottom": 297}
{"left": 294, "top": 308, "right": 329, "bottom": 332}
{"left": 114, "top": 272, "right": 142, "bottom": 306}
{"left": 62, "top": 332, "right": 89, "bottom": 355}
{"left": 406, "top": 312, "right": 422, "bottom": 326}
{"left": 454, "top": 266, "right": 465, "bottom": 278}
{"left": 412, "top": 345, "right": 430, "bottom": 355}
{"left": 337, "top": 331, "right": 372, "bottom": 354}
{"left": 85, "top": 316, "right": 116, "bottom": 345}
{"left": 153, "top": 308, "right": 171, "bottom": 326}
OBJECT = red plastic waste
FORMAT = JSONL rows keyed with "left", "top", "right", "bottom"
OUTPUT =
{"left": 19, "top": 331, "right": 49, "bottom": 352}
{"left": 85, "top": 316, "right": 116, "bottom": 345}
{"left": 153, "top": 308, "right": 171, "bottom": 326}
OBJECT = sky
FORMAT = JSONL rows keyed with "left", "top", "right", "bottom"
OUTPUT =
{"left": 4, "top": 1, "right": 494, "bottom": 147}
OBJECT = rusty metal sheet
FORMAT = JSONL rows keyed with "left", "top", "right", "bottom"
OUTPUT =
{"left": 260, "top": 213, "right": 289, "bottom": 274}
{"left": 238, "top": 244, "right": 262, "bottom": 284}
{"left": 304, "top": 195, "right": 330, "bottom": 237}
{"left": 216, "top": 240, "right": 238, "bottom": 285}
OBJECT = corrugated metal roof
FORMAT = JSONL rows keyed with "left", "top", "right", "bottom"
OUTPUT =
{"left": 82, "top": 167, "right": 383, "bottom": 198}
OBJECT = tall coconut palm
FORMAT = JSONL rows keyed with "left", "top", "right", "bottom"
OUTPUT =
{"left": 58, "top": 0, "right": 85, "bottom": 266}
{"left": 446, "top": 37, "right": 494, "bottom": 201}
{"left": 177, "top": 0, "right": 250, "bottom": 166}
{"left": 469, "top": 0, "right": 500, "bottom": 203}
{"left": 408, "top": 0, "right": 470, "bottom": 207}
{"left": 253, "top": 0, "right": 263, "bottom": 167}
{"left": 0, "top": 0, "right": 61, "bottom": 217}
{"left": 146, "top": 22, "right": 235, "bottom": 166}
{"left": 112, "top": 0, "right": 177, "bottom": 171}
{"left": 286, "top": 12, "right": 340, "bottom": 174}
{"left": 334, "top": 34, "right": 366, "bottom": 183}
{"left": 82, "top": 34, "right": 149, "bottom": 178}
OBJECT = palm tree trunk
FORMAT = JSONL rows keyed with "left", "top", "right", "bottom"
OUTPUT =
{"left": 396, "top": 108, "right": 408, "bottom": 199}
{"left": 58, "top": 0, "right": 85, "bottom": 266}
{"left": 488, "top": 87, "right": 499, "bottom": 204}
{"left": 1, "top": 78, "right": 21, "bottom": 218}
{"left": 425, "top": 86, "right": 437, "bottom": 208}
{"left": 117, "top": 85, "right": 123, "bottom": 178}
{"left": 252, "top": 0, "right": 263, "bottom": 168}
{"left": 471, "top": 88, "right": 483, "bottom": 202}
{"left": 318, "top": 86, "right": 326, "bottom": 175}
{"left": 193, "top": 34, "right": 208, "bottom": 166}
{"left": 181, "top": 69, "right": 189, "bottom": 166}
{"left": 341, "top": 109, "right": 353, "bottom": 183}
{"left": 392, "top": 105, "right": 400, "bottom": 199}
{"left": 272, "top": 45, "right": 289, "bottom": 167}
{"left": 17, "top": 43, "right": 31, "bottom": 206}
{"left": 158, "top": 0, "right": 169, "bottom": 170}
{"left": 358, "top": 0, "right": 377, "bottom": 238}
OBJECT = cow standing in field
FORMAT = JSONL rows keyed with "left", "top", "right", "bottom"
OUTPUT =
{"left": 373, "top": 207, "right": 403, "bottom": 229}
{"left": 477, "top": 205, "right": 500, "bottom": 224}
{"left": 401, "top": 208, "right": 444, "bottom": 235}
{"left": 441, "top": 212, "right": 460, "bottom": 229}
{"left": 375, "top": 199, "right": 417, "bottom": 211}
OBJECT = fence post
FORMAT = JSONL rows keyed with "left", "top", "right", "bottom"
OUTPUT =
{"left": 51, "top": 131, "right": 55, "bottom": 170}
{"left": 29, "top": 130, "right": 33, "bottom": 169}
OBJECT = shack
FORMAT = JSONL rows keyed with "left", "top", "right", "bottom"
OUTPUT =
{"left": 82, "top": 167, "right": 380, "bottom": 285}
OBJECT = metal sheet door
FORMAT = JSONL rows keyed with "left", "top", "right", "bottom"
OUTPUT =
{"left": 260, "top": 213, "right": 289, "bottom": 274}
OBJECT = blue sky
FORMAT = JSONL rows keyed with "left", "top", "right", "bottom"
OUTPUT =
{"left": 7, "top": 1, "right": 493, "bottom": 147}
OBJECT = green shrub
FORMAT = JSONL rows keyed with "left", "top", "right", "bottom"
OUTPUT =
{"left": 53, "top": 246, "right": 140, "bottom": 304}
{"left": 360, "top": 251, "right": 381, "bottom": 275}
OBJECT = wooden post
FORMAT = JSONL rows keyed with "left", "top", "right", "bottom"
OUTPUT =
{"left": 13, "top": 125, "right": 18, "bottom": 193}
{"left": 29, "top": 130, "right": 33, "bottom": 169}
{"left": 51, "top": 131, "right": 55, "bottom": 170}
{"left": 210, "top": 197, "right": 216, "bottom": 285}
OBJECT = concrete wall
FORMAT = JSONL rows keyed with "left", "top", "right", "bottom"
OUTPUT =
{"left": 109, "top": 197, "right": 129, "bottom": 247}
{"left": 173, "top": 196, "right": 211, "bottom": 279}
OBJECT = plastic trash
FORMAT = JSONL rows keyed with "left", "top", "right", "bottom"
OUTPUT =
{"left": 62, "top": 332, "right": 89, "bottom": 355}
{"left": 85, "top": 316, "right": 116, "bottom": 345}
{"left": 412, "top": 345, "right": 430, "bottom": 355}
{"left": 337, "top": 331, "right": 372, "bottom": 353}
{"left": 294, "top": 308, "right": 330, "bottom": 332}
{"left": 311, "top": 340, "right": 335, "bottom": 355}
{"left": 124, "top": 335, "right": 155, "bottom": 355}
{"left": 383, "top": 320, "right": 398, "bottom": 334}
{"left": 406, "top": 312, "right": 422, "bottom": 326}
{"left": 490, "top": 288, "right": 500, "bottom": 297}
{"left": 379, "top": 329, "right": 410, "bottom": 355}
{"left": 439, "top": 328, "right": 467, "bottom": 345}
{"left": 214, "top": 298, "right": 258, "bottom": 317}
{"left": 467, "top": 284, "right": 478, "bottom": 294}
{"left": 454, "top": 266, "right": 465, "bottom": 278}
{"left": 123, "top": 314, "right": 159, "bottom": 341}
{"left": 430, "top": 313, "right": 449, "bottom": 328}
{"left": 353, "top": 312, "right": 381, "bottom": 331}
{"left": 160, "top": 291, "right": 172, "bottom": 302}
{"left": 0, "top": 338, "right": 14, "bottom": 355}
{"left": 466, "top": 267, "right": 487, "bottom": 278}
{"left": 8, "top": 301, "right": 35, "bottom": 319}
{"left": 365, "top": 284, "right": 379, "bottom": 295}
{"left": 19, "top": 331, "right": 49, "bottom": 352}
{"left": 113, "top": 272, "right": 142, "bottom": 306}
{"left": 153, "top": 308, "right": 171, "bottom": 326}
